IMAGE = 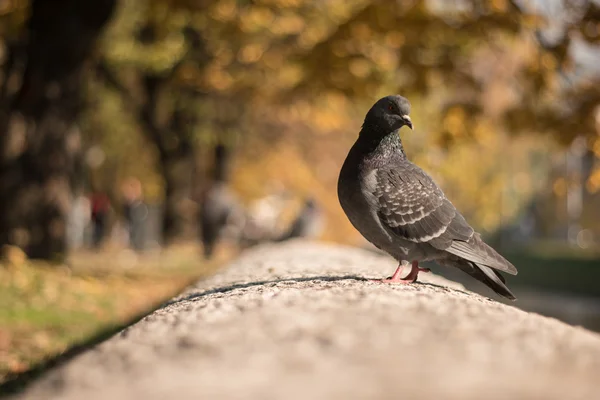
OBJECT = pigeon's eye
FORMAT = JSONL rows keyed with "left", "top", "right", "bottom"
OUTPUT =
{"left": 388, "top": 105, "right": 394, "bottom": 112}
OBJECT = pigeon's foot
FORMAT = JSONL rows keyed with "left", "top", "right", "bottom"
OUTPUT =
{"left": 374, "top": 261, "right": 429, "bottom": 284}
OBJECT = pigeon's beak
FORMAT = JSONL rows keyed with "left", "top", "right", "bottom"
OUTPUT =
{"left": 401, "top": 115, "right": 413, "bottom": 130}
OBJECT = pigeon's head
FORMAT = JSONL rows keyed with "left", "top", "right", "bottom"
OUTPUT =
{"left": 364, "top": 95, "right": 413, "bottom": 133}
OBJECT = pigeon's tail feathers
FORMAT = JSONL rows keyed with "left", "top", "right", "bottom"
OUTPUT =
{"left": 476, "top": 263, "right": 516, "bottom": 300}
{"left": 453, "top": 260, "right": 516, "bottom": 301}
{"left": 445, "top": 234, "right": 517, "bottom": 275}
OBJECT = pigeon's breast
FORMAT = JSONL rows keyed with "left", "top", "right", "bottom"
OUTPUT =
{"left": 338, "top": 156, "right": 379, "bottom": 238}
{"left": 339, "top": 163, "right": 397, "bottom": 249}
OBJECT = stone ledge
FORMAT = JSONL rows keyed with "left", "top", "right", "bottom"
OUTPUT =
{"left": 11, "top": 241, "right": 600, "bottom": 400}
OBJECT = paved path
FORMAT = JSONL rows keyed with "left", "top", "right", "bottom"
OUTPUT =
{"left": 11, "top": 241, "right": 600, "bottom": 399}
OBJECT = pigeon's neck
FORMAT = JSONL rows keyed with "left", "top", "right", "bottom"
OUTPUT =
{"left": 358, "top": 124, "right": 407, "bottom": 160}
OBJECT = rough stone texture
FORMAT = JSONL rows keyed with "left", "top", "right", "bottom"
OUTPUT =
{"left": 12, "top": 241, "right": 600, "bottom": 400}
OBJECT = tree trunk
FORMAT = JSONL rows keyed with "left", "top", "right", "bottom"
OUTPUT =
{"left": 0, "top": 114, "right": 81, "bottom": 259}
{"left": 134, "top": 76, "right": 198, "bottom": 245}
{"left": 161, "top": 149, "right": 196, "bottom": 244}
{"left": 160, "top": 104, "right": 198, "bottom": 244}
{"left": 0, "top": 0, "right": 116, "bottom": 259}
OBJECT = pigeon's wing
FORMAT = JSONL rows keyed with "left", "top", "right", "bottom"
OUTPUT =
{"left": 374, "top": 163, "right": 473, "bottom": 246}
{"left": 373, "top": 163, "right": 517, "bottom": 275}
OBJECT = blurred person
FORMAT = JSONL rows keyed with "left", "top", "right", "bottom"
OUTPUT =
{"left": 90, "top": 191, "right": 110, "bottom": 248}
{"left": 200, "top": 183, "right": 244, "bottom": 258}
{"left": 275, "top": 197, "right": 324, "bottom": 242}
{"left": 200, "top": 143, "right": 244, "bottom": 259}
{"left": 121, "top": 178, "right": 147, "bottom": 251}
{"left": 67, "top": 191, "right": 91, "bottom": 249}
{"left": 239, "top": 182, "right": 290, "bottom": 248}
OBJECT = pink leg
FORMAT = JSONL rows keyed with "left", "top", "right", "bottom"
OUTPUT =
{"left": 374, "top": 261, "right": 430, "bottom": 284}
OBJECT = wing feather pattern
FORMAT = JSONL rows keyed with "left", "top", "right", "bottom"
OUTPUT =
{"left": 373, "top": 162, "right": 517, "bottom": 275}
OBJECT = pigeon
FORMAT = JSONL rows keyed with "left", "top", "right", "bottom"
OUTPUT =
{"left": 275, "top": 198, "right": 324, "bottom": 241}
{"left": 337, "top": 95, "right": 518, "bottom": 300}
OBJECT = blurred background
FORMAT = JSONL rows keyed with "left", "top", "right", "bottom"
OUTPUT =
{"left": 0, "top": 0, "right": 599, "bottom": 384}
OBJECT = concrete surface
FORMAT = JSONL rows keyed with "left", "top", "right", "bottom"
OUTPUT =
{"left": 10, "top": 241, "right": 600, "bottom": 400}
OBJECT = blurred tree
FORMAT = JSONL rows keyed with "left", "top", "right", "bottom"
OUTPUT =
{"left": 0, "top": 0, "right": 116, "bottom": 259}
{"left": 1, "top": 0, "right": 598, "bottom": 254}
{"left": 95, "top": 0, "right": 212, "bottom": 243}
{"left": 291, "top": 0, "right": 599, "bottom": 141}
{"left": 93, "top": 0, "right": 599, "bottom": 244}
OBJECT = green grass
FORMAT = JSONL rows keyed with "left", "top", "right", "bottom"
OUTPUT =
{"left": 0, "top": 243, "right": 228, "bottom": 384}
{"left": 504, "top": 250, "right": 600, "bottom": 296}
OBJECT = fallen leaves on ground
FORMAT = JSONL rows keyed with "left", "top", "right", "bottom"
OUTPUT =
{"left": 0, "top": 243, "right": 228, "bottom": 384}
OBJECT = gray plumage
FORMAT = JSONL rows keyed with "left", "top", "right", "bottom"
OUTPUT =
{"left": 337, "top": 95, "right": 517, "bottom": 300}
